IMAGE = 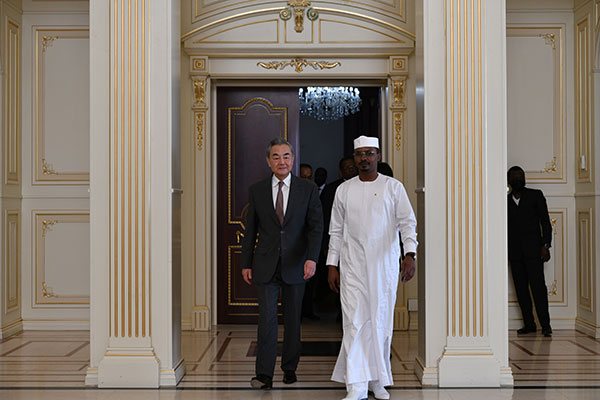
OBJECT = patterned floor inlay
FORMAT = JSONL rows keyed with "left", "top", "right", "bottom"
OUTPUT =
{"left": 0, "top": 326, "right": 600, "bottom": 394}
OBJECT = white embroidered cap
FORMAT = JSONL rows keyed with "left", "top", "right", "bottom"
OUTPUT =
{"left": 353, "top": 135, "right": 379, "bottom": 149}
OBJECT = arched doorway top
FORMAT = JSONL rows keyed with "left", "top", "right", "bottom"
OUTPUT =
{"left": 181, "top": 0, "right": 415, "bottom": 53}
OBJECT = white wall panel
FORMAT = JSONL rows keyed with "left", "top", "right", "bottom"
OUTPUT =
{"left": 35, "top": 29, "right": 89, "bottom": 183}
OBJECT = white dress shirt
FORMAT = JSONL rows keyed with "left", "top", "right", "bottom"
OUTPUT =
{"left": 271, "top": 173, "right": 291, "bottom": 215}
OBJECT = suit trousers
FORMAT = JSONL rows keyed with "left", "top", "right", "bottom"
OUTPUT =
{"left": 255, "top": 263, "right": 305, "bottom": 378}
{"left": 510, "top": 257, "right": 551, "bottom": 330}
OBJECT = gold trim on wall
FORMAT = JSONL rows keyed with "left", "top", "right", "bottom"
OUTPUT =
{"left": 192, "top": 0, "right": 406, "bottom": 24}
{"left": 577, "top": 209, "right": 593, "bottom": 312}
{"left": 318, "top": 18, "right": 405, "bottom": 44}
{"left": 257, "top": 57, "right": 341, "bottom": 72}
{"left": 192, "top": 19, "right": 280, "bottom": 44}
{"left": 4, "top": 19, "right": 20, "bottom": 185}
{"left": 4, "top": 211, "right": 20, "bottom": 313}
{"left": 576, "top": 17, "right": 591, "bottom": 182}
{"left": 446, "top": 0, "right": 485, "bottom": 338}
{"left": 34, "top": 28, "right": 90, "bottom": 184}
{"left": 506, "top": 26, "right": 564, "bottom": 182}
{"left": 34, "top": 212, "right": 90, "bottom": 306}
{"left": 110, "top": 0, "right": 149, "bottom": 338}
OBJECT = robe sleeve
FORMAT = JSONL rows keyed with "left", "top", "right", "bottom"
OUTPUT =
{"left": 326, "top": 185, "right": 345, "bottom": 266}
{"left": 395, "top": 182, "right": 418, "bottom": 254}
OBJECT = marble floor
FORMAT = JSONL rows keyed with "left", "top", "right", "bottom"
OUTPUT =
{"left": 0, "top": 321, "right": 599, "bottom": 399}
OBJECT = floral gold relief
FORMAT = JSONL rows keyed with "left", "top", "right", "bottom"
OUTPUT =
{"left": 394, "top": 112, "right": 403, "bottom": 151}
{"left": 257, "top": 58, "right": 341, "bottom": 73}
{"left": 279, "top": 1, "right": 319, "bottom": 33}
{"left": 41, "top": 36, "right": 57, "bottom": 52}
{"left": 195, "top": 112, "right": 205, "bottom": 151}
{"left": 193, "top": 78, "right": 207, "bottom": 106}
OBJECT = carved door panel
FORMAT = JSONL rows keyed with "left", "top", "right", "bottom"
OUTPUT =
{"left": 216, "top": 87, "right": 300, "bottom": 324}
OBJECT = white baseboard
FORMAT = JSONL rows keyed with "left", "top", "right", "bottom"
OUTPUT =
{"left": 160, "top": 357, "right": 185, "bottom": 386}
{"left": 0, "top": 319, "right": 23, "bottom": 340}
{"left": 22, "top": 320, "right": 90, "bottom": 330}
{"left": 85, "top": 368, "right": 98, "bottom": 386}
{"left": 181, "top": 320, "right": 193, "bottom": 331}
{"left": 575, "top": 318, "right": 600, "bottom": 338}
{"left": 500, "top": 368, "right": 515, "bottom": 386}
{"left": 414, "top": 356, "right": 438, "bottom": 386}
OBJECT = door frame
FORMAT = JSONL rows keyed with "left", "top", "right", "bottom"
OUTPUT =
{"left": 180, "top": 53, "right": 415, "bottom": 332}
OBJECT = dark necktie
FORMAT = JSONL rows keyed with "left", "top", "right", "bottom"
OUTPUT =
{"left": 275, "top": 181, "right": 284, "bottom": 225}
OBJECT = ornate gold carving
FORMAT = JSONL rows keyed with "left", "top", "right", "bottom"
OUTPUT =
{"left": 551, "top": 217, "right": 557, "bottom": 234}
{"left": 539, "top": 157, "right": 557, "bottom": 173}
{"left": 195, "top": 112, "right": 205, "bottom": 151}
{"left": 257, "top": 58, "right": 341, "bottom": 73}
{"left": 193, "top": 78, "right": 206, "bottom": 106}
{"left": 539, "top": 33, "right": 556, "bottom": 50}
{"left": 193, "top": 58, "right": 205, "bottom": 71}
{"left": 41, "top": 220, "right": 57, "bottom": 237}
{"left": 42, "top": 281, "right": 57, "bottom": 298}
{"left": 393, "top": 58, "right": 405, "bottom": 70}
{"left": 279, "top": 1, "right": 318, "bottom": 33}
{"left": 41, "top": 158, "right": 58, "bottom": 175}
{"left": 41, "top": 36, "right": 57, "bottom": 52}
{"left": 547, "top": 280, "right": 558, "bottom": 296}
{"left": 394, "top": 112, "right": 403, "bottom": 151}
{"left": 392, "top": 79, "right": 406, "bottom": 105}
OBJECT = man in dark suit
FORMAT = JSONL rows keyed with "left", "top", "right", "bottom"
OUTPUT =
{"left": 241, "top": 138, "right": 323, "bottom": 389}
{"left": 507, "top": 166, "right": 553, "bottom": 337}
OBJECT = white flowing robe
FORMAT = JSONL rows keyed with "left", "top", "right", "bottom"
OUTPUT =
{"left": 326, "top": 174, "right": 417, "bottom": 386}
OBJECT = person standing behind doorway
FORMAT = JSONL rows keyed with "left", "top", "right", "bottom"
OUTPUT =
{"left": 241, "top": 138, "right": 323, "bottom": 389}
{"left": 300, "top": 163, "right": 313, "bottom": 181}
{"left": 507, "top": 166, "right": 553, "bottom": 338}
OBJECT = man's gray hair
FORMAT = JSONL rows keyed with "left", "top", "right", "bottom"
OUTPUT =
{"left": 266, "top": 137, "right": 295, "bottom": 158}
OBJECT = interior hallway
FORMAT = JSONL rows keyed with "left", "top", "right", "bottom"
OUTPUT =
{"left": 0, "top": 324, "right": 599, "bottom": 398}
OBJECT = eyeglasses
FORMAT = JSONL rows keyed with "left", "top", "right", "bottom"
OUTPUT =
{"left": 353, "top": 150, "right": 377, "bottom": 157}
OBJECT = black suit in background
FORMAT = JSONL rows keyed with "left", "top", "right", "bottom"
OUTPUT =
{"left": 507, "top": 187, "right": 553, "bottom": 331}
{"left": 241, "top": 174, "right": 323, "bottom": 379}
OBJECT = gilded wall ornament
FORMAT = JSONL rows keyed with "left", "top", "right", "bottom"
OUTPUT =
{"left": 196, "top": 112, "right": 205, "bottom": 151}
{"left": 193, "top": 78, "right": 206, "bottom": 106}
{"left": 279, "top": 1, "right": 319, "bottom": 33}
{"left": 257, "top": 58, "right": 341, "bottom": 73}
{"left": 41, "top": 219, "right": 57, "bottom": 237}
{"left": 547, "top": 280, "right": 558, "bottom": 296}
{"left": 393, "top": 79, "right": 406, "bottom": 105}
{"left": 540, "top": 157, "right": 557, "bottom": 173}
{"left": 41, "top": 158, "right": 57, "bottom": 175}
{"left": 42, "top": 281, "right": 57, "bottom": 298}
{"left": 41, "top": 36, "right": 57, "bottom": 52}
{"left": 539, "top": 33, "right": 556, "bottom": 50}
{"left": 394, "top": 112, "right": 403, "bottom": 151}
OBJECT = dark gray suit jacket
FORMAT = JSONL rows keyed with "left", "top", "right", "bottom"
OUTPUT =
{"left": 241, "top": 174, "right": 323, "bottom": 285}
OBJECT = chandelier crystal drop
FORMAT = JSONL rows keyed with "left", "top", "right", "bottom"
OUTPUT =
{"left": 298, "top": 86, "right": 362, "bottom": 121}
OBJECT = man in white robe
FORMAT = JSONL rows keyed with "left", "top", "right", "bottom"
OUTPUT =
{"left": 327, "top": 136, "right": 417, "bottom": 400}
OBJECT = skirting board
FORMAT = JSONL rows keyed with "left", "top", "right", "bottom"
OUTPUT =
{"left": 22, "top": 320, "right": 90, "bottom": 330}
{"left": 575, "top": 318, "right": 600, "bottom": 339}
{"left": 414, "top": 356, "right": 438, "bottom": 386}
{"left": 160, "top": 358, "right": 185, "bottom": 386}
{"left": 0, "top": 319, "right": 23, "bottom": 340}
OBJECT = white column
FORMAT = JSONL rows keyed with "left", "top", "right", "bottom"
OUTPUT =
{"left": 87, "top": 0, "right": 182, "bottom": 388}
{"left": 419, "top": 0, "right": 513, "bottom": 387}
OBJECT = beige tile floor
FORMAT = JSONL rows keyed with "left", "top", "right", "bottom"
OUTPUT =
{"left": 0, "top": 322, "right": 599, "bottom": 399}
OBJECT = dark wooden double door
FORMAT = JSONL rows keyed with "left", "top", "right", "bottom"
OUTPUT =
{"left": 216, "top": 88, "right": 300, "bottom": 324}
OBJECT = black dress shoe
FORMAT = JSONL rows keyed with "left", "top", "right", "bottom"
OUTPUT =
{"left": 250, "top": 374, "right": 272, "bottom": 389}
{"left": 517, "top": 326, "right": 536, "bottom": 334}
{"left": 542, "top": 328, "right": 553, "bottom": 337}
{"left": 283, "top": 370, "right": 297, "bottom": 384}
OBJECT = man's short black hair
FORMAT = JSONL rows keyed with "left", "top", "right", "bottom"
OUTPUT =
{"left": 338, "top": 156, "right": 354, "bottom": 170}
{"left": 507, "top": 165, "right": 524, "bottom": 179}
{"left": 300, "top": 163, "right": 312, "bottom": 171}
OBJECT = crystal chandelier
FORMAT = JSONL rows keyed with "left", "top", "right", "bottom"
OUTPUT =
{"left": 299, "top": 86, "right": 362, "bottom": 121}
